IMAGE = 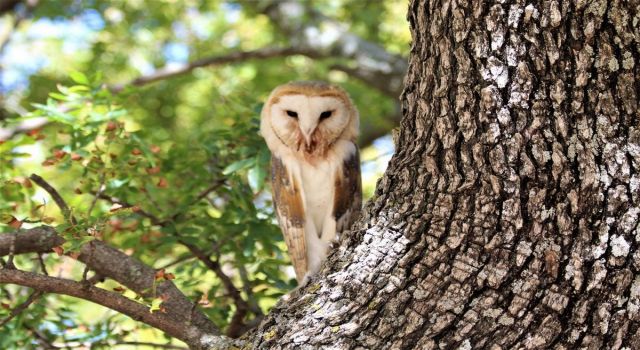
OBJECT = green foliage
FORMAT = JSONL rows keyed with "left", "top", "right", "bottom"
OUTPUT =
{"left": 1, "top": 73, "right": 290, "bottom": 347}
{"left": 0, "top": 0, "right": 407, "bottom": 347}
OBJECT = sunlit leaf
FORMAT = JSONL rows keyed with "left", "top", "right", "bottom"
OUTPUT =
{"left": 150, "top": 298, "right": 163, "bottom": 313}
{"left": 69, "top": 71, "right": 89, "bottom": 85}
{"left": 222, "top": 158, "right": 255, "bottom": 175}
{"left": 248, "top": 163, "right": 266, "bottom": 193}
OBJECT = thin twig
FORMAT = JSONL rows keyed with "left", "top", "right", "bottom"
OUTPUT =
{"left": 92, "top": 192, "right": 161, "bottom": 224}
{"left": 6, "top": 231, "right": 16, "bottom": 268}
{"left": 81, "top": 242, "right": 94, "bottom": 283}
{"left": 179, "top": 240, "right": 249, "bottom": 337}
{"left": 94, "top": 179, "right": 224, "bottom": 226}
{"left": 238, "top": 264, "right": 263, "bottom": 316}
{"left": 168, "top": 179, "right": 225, "bottom": 222}
{"left": 158, "top": 254, "right": 196, "bottom": 270}
{"left": 0, "top": 290, "right": 44, "bottom": 328}
{"left": 37, "top": 253, "right": 48, "bottom": 275}
{"left": 87, "top": 172, "right": 106, "bottom": 217}
{"left": 193, "top": 179, "right": 226, "bottom": 204}
{"left": 0, "top": 250, "right": 104, "bottom": 328}
{"left": 25, "top": 325, "right": 60, "bottom": 349}
{"left": 29, "top": 174, "right": 76, "bottom": 224}
{"left": 86, "top": 272, "right": 105, "bottom": 285}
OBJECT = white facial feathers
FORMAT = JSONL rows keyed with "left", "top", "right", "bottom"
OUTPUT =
{"left": 260, "top": 81, "right": 362, "bottom": 284}
{"left": 270, "top": 95, "right": 349, "bottom": 147}
{"left": 260, "top": 81, "right": 359, "bottom": 159}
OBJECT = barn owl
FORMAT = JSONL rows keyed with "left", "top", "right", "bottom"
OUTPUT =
{"left": 260, "top": 81, "right": 362, "bottom": 284}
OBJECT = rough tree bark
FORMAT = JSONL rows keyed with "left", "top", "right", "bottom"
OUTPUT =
{"left": 2, "top": 0, "right": 639, "bottom": 349}
{"left": 243, "top": 0, "right": 640, "bottom": 348}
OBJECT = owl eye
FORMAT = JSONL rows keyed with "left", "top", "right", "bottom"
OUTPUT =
{"left": 319, "top": 110, "right": 333, "bottom": 120}
{"left": 286, "top": 110, "right": 298, "bottom": 118}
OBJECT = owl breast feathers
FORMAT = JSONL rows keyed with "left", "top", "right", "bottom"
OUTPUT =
{"left": 260, "top": 81, "right": 362, "bottom": 283}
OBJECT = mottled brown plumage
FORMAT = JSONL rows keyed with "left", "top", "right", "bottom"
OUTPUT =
{"left": 260, "top": 81, "right": 362, "bottom": 283}
{"left": 270, "top": 156, "right": 307, "bottom": 281}
{"left": 333, "top": 150, "right": 362, "bottom": 234}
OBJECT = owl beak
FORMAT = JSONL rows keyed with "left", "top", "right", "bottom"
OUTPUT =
{"left": 303, "top": 134, "right": 312, "bottom": 147}
{"left": 302, "top": 128, "right": 314, "bottom": 147}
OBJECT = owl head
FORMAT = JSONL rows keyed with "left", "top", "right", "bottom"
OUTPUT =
{"left": 260, "top": 81, "right": 359, "bottom": 159}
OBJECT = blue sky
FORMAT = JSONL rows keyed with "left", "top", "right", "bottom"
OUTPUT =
{"left": 0, "top": 8, "right": 191, "bottom": 92}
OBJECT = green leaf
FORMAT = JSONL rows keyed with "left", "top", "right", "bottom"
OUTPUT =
{"left": 87, "top": 109, "right": 126, "bottom": 123}
{"left": 31, "top": 103, "right": 75, "bottom": 124}
{"left": 150, "top": 298, "right": 163, "bottom": 313}
{"left": 222, "top": 158, "right": 255, "bottom": 175}
{"left": 179, "top": 227, "right": 201, "bottom": 236}
{"left": 69, "top": 71, "right": 89, "bottom": 85}
{"left": 108, "top": 179, "right": 129, "bottom": 189}
{"left": 62, "top": 235, "right": 95, "bottom": 253}
{"left": 68, "top": 85, "right": 90, "bottom": 93}
{"left": 7, "top": 152, "right": 32, "bottom": 158}
{"left": 49, "top": 92, "right": 70, "bottom": 101}
{"left": 248, "top": 163, "right": 266, "bottom": 193}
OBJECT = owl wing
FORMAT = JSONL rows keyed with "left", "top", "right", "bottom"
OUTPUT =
{"left": 333, "top": 147, "right": 362, "bottom": 234}
{"left": 271, "top": 156, "right": 308, "bottom": 282}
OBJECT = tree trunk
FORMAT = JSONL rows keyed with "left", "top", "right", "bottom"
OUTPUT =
{"left": 245, "top": 0, "right": 640, "bottom": 348}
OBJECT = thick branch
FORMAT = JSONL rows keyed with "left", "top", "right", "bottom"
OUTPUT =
{"left": 111, "top": 46, "right": 321, "bottom": 92}
{"left": 0, "top": 227, "right": 221, "bottom": 348}
{"left": 92, "top": 181, "right": 260, "bottom": 337}
{"left": 0, "top": 226, "right": 63, "bottom": 256}
{"left": 0, "top": 269, "right": 225, "bottom": 348}
{"left": 250, "top": 0, "right": 407, "bottom": 98}
{"left": 109, "top": 342, "right": 187, "bottom": 350}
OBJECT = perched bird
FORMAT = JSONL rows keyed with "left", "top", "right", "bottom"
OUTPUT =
{"left": 260, "top": 81, "right": 362, "bottom": 284}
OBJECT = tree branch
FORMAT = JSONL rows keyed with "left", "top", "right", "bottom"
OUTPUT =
{"left": 0, "top": 269, "right": 229, "bottom": 348}
{"left": 0, "top": 226, "right": 63, "bottom": 256}
{"left": 108, "top": 342, "right": 187, "bottom": 350}
{"left": 110, "top": 46, "right": 322, "bottom": 92}
{"left": 26, "top": 324, "right": 59, "bottom": 350}
{"left": 0, "top": 290, "right": 43, "bottom": 328}
{"left": 0, "top": 227, "right": 223, "bottom": 349}
{"left": 93, "top": 192, "right": 162, "bottom": 223}
{"left": 179, "top": 240, "right": 253, "bottom": 338}
{"left": 91, "top": 180, "right": 260, "bottom": 338}
{"left": 249, "top": 0, "right": 408, "bottom": 98}
{"left": 0, "top": 256, "right": 97, "bottom": 328}
{"left": 29, "top": 173, "right": 75, "bottom": 224}
{"left": 0, "top": 117, "right": 48, "bottom": 141}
